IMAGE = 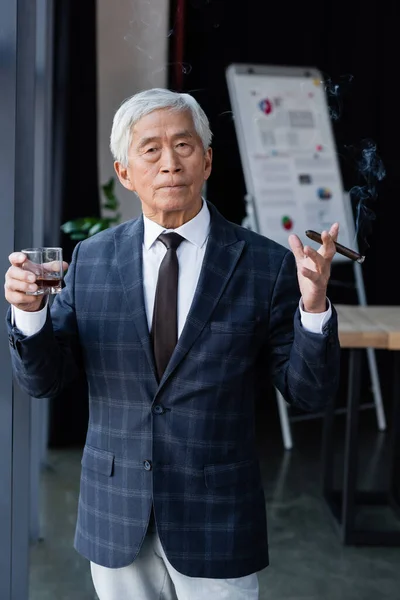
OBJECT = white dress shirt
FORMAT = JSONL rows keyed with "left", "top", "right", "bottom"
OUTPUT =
{"left": 12, "top": 200, "right": 331, "bottom": 337}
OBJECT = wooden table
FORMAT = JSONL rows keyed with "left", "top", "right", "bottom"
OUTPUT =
{"left": 322, "top": 305, "right": 400, "bottom": 545}
{"left": 336, "top": 304, "right": 400, "bottom": 350}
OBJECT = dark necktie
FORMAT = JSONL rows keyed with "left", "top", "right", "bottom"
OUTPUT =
{"left": 151, "top": 232, "right": 184, "bottom": 381}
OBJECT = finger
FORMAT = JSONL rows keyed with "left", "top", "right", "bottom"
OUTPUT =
{"left": 10, "top": 255, "right": 43, "bottom": 280}
{"left": 5, "top": 288, "right": 40, "bottom": 305}
{"left": 303, "top": 245, "right": 325, "bottom": 270}
{"left": 320, "top": 229, "right": 337, "bottom": 258}
{"left": 6, "top": 295, "right": 43, "bottom": 311}
{"left": 9, "top": 253, "right": 68, "bottom": 270}
{"left": 5, "top": 274, "right": 39, "bottom": 294}
{"left": 42, "top": 260, "right": 69, "bottom": 273}
{"left": 4, "top": 281, "right": 42, "bottom": 309}
{"left": 7, "top": 265, "right": 37, "bottom": 283}
{"left": 9, "top": 252, "right": 29, "bottom": 267}
{"left": 328, "top": 222, "right": 339, "bottom": 243}
{"left": 288, "top": 234, "right": 305, "bottom": 261}
{"left": 299, "top": 265, "right": 320, "bottom": 283}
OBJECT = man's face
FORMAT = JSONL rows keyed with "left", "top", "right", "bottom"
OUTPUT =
{"left": 115, "top": 108, "right": 212, "bottom": 223}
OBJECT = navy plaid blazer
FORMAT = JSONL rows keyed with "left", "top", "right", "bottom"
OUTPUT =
{"left": 7, "top": 202, "right": 340, "bottom": 578}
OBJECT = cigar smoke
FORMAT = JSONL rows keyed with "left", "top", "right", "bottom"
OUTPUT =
{"left": 323, "top": 74, "right": 385, "bottom": 253}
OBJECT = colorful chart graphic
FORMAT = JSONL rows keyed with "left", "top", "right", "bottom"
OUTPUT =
{"left": 282, "top": 215, "right": 293, "bottom": 230}
{"left": 259, "top": 98, "right": 273, "bottom": 115}
{"left": 317, "top": 187, "right": 332, "bottom": 199}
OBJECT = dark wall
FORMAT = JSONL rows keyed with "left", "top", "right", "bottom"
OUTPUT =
{"left": 53, "top": 0, "right": 100, "bottom": 263}
{"left": 48, "top": 0, "right": 99, "bottom": 446}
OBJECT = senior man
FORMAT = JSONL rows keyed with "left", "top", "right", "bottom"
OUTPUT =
{"left": 5, "top": 88, "right": 340, "bottom": 599}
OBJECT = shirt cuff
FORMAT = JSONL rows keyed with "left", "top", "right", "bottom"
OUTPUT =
{"left": 299, "top": 298, "right": 332, "bottom": 334}
{"left": 11, "top": 300, "right": 48, "bottom": 337}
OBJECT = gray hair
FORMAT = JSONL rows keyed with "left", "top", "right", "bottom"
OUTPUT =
{"left": 110, "top": 88, "right": 213, "bottom": 166}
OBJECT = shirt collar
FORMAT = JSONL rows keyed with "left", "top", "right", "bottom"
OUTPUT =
{"left": 143, "top": 199, "right": 210, "bottom": 250}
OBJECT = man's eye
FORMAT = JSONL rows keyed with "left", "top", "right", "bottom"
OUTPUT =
{"left": 177, "top": 143, "right": 187, "bottom": 147}
{"left": 146, "top": 147, "right": 157, "bottom": 153}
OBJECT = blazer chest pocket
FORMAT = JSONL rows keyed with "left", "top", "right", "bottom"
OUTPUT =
{"left": 81, "top": 444, "right": 114, "bottom": 477}
{"left": 209, "top": 321, "right": 257, "bottom": 335}
{"left": 204, "top": 459, "right": 260, "bottom": 489}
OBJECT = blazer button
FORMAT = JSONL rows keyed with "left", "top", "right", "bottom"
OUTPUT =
{"left": 152, "top": 404, "right": 165, "bottom": 415}
{"left": 143, "top": 460, "right": 152, "bottom": 471}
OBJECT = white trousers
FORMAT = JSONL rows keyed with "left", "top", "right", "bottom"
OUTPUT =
{"left": 90, "top": 530, "right": 259, "bottom": 600}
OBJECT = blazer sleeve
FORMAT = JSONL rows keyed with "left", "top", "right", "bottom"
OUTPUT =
{"left": 267, "top": 249, "right": 340, "bottom": 412}
{"left": 6, "top": 242, "right": 83, "bottom": 399}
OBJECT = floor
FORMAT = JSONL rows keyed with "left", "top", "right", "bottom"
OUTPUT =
{"left": 29, "top": 405, "right": 400, "bottom": 600}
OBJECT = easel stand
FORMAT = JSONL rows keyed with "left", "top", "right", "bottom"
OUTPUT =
{"left": 243, "top": 194, "right": 387, "bottom": 450}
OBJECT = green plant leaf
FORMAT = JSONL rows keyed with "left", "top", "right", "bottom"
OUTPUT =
{"left": 102, "top": 177, "right": 119, "bottom": 211}
{"left": 103, "top": 201, "right": 118, "bottom": 210}
{"left": 60, "top": 177, "right": 121, "bottom": 242}
{"left": 88, "top": 222, "right": 108, "bottom": 236}
{"left": 82, "top": 217, "right": 101, "bottom": 230}
{"left": 102, "top": 177, "right": 114, "bottom": 196}
{"left": 60, "top": 220, "right": 81, "bottom": 234}
{"left": 61, "top": 217, "right": 97, "bottom": 233}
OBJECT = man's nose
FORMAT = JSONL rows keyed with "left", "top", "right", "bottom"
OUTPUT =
{"left": 160, "top": 149, "right": 182, "bottom": 173}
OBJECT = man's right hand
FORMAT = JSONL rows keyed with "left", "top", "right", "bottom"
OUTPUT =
{"left": 4, "top": 252, "right": 68, "bottom": 312}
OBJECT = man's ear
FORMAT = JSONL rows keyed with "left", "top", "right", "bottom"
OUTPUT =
{"left": 204, "top": 147, "right": 212, "bottom": 181}
{"left": 114, "top": 161, "right": 135, "bottom": 191}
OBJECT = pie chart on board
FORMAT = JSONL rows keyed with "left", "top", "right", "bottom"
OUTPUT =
{"left": 317, "top": 187, "right": 332, "bottom": 199}
{"left": 259, "top": 98, "right": 273, "bottom": 115}
{"left": 282, "top": 216, "right": 293, "bottom": 230}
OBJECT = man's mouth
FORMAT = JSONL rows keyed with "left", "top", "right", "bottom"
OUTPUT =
{"left": 158, "top": 184, "right": 186, "bottom": 190}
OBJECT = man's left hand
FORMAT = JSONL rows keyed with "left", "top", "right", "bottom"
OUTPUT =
{"left": 288, "top": 223, "right": 339, "bottom": 313}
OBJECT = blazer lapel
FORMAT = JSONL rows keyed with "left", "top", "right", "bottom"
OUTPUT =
{"left": 158, "top": 204, "right": 245, "bottom": 389}
{"left": 115, "top": 216, "right": 157, "bottom": 381}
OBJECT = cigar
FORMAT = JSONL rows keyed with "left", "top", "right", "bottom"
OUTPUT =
{"left": 305, "top": 230, "right": 365, "bottom": 263}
